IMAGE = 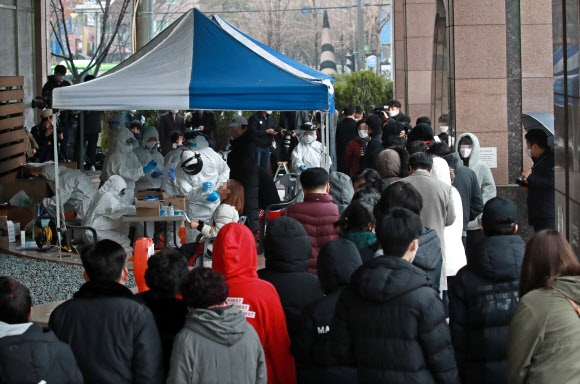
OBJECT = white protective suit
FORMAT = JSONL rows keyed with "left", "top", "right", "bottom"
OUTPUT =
{"left": 41, "top": 165, "right": 97, "bottom": 220}
{"left": 104, "top": 127, "right": 145, "bottom": 205}
{"left": 163, "top": 145, "right": 185, "bottom": 197}
{"left": 134, "top": 126, "right": 165, "bottom": 191}
{"left": 82, "top": 175, "right": 136, "bottom": 255}
{"left": 291, "top": 130, "right": 331, "bottom": 173}
{"left": 175, "top": 136, "right": 229, "bottom": 242}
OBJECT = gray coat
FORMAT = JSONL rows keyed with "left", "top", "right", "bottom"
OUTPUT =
{"left": 456, "top": 133, "right": 497, "bottom": 230}
{"left": 399, "top": 170, "right": 456, "bottom": 247}
{"left": 167, "top": 305, "right": 267, "bottom": 384}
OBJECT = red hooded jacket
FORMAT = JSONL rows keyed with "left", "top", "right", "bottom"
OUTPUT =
{"left": 213, "top": 223, "right": 297, "bottom": 384}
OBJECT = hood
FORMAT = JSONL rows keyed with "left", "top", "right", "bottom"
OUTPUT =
{"left": 101, "top": 175, "right": 127, "bottom": 194}
{"left": 329, "top": 172, "right": 354, "bottom": 208}
{"left": 263, "top": 217, "right": 312, "bottom": 272}
{"left": 213, "top": 223, "right": 258, "bottom": 280}
{"left": 442, "top": 152, "right": 463, "bottom": 170}
{"left": 187, "top": 135, "right": 210, "bottom": 151}
{"left": 554, "top": 276, "right": 580, "bottom": 302}
{"left": 431, "top": 157, "right": 451, "bottom": 186}
{"left": 377, "top": 148, "right": 401, "bottom": 179}
{"left": 318, "top": 239, "right": 362, "bottom": 293}
{"left": 184, "top": 306, "right": 247, "bottom": 346}
{"left": 382, "top": 121, "right": 404, "bottom": 145}
{"left": 0, "top": 321, "right": 32, "bottom": 338}
{"left": 115, "top": 127, "right": 138, "bottom": 155}
{"left": 141, "top": 125, "right": 159, "bottom": 146}
{"left": 471, "top": 235, "right": 525, "bottom": 281}
{"left": 456, "top": 132, "right": 481, "bottom": 167}
{"left": 350, "top": 256, "right": 429, "bottom": 303}
{"left": 41, "top": 165, "right": 67, "bottom": 181}
{"left": 413, "top": 227, "right": 442, "bottom": 270}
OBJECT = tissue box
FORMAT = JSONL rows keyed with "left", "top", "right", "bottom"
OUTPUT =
{"left": 0, "top": 217, "right": 16, "bottom": 243}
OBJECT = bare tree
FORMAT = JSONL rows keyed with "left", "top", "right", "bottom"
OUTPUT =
{"left": 49, "top": 0, "right": 132, "bottom": 82}
{"left": 153, "top": 0, "right": 195, "bottom": 37}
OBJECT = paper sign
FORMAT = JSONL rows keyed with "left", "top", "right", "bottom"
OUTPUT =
{"left": 479, "top": 147, "right": 497, "bottom": 169}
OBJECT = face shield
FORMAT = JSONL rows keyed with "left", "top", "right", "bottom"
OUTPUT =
{"left": 181, "top": 151, "right": 204, "bottom": 176}
{"left": 126, "top": 137, "right": 139, "bottom": 147}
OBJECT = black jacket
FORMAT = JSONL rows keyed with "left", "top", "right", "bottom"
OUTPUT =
{"left": 249, "top": 111, "right": 276, "bottom": 148}
{"left": 293, "top": 239, "right": 361, "bottom": 384}
{"left": 137, "top": 290, "right": 188, "bottom": 377}
{"left": 42, "top": 75, "right": 71, "bottom": 108}
{"left": 158, "top": 112, "right": 185, "bottom": 154}
{"left": 49, "top": 281, "right": 164, "bottom": 384}
{"left": 358, "top": 241, "right": 381, "bottom": 264}
{"left": 228, "top": 129, "right": 260, "bottom": 232}
{"left": 448, "top": 235, "right": 525, "bottom": 384}
{"left": 0, "top": 322, "right": 83, "bottom": 383}
{"left": 258, "top": 167, "right": 282, "bottom": 209}
{"left": 443, "top": 152, "right": 484, "bottom": 232}
{"left": 413, "top": 227, "right": 443, "bottom": 293}
{"left": 360, "top": 129, "right": 383, "bottom": 171}
{"left": 335, "top": 117, "right": 358, "bottom": 174}
{"left": 81, "top": 111, "right": 102, "bottom": 135}
{"left": 258, "top": 216, "right": 323, "bottom": 342}
{"left": 526, "top": 150, "right": 555, "bottom": 228}
{"left": 185, "top": 110, "right": 217, "bottom": 138}
{"left": 331, "top": 256, "right": 459, "bottom": 384}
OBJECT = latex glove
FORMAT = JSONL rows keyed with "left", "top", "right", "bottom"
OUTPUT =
{"left": 143, "top": 159, "right": 157, "bottom": 173}
{"left": 202, "top": 182, "right": 213, "bottom": 192}
{"left": 42, "top": 197, "right": 52, "bottom": 207}
{"left": 168, "top": 168, "right": 176, "bottom": 180}
{"left": 299, "top": 165, "right": 307, "bottom": 172}
{"left": 205, "top": 190, "right": 219, "bottom": 202}
{"left": 151, "top": 171, "right": 163, "bottom": 179}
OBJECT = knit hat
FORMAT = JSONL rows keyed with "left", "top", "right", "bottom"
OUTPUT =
{"left": 482, "top": 197, "right": 517, "bottom": 235}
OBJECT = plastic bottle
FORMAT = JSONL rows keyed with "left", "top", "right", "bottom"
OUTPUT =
{"left": 167, "top": 203, "right": 174, "bottom": 216}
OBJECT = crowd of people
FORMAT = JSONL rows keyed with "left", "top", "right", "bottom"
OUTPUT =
{"left": 10, "top": 76, "right": 564, "bottom": 383}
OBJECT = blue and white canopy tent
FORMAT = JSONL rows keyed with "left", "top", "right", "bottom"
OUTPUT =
{"left": 51, "top": 8, "right": 335, "bottom": 231}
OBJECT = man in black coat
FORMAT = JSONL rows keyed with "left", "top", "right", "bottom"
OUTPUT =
{"left": 292, "top": 239, "right": 361, "bottom": 384}
{"left": 185, "top": 110, "right": 217, "bottom": 140}
{"left": 521, "top": 129, "right": 555, "bottom": 231}
{"left": 49, "top": 240, "right": 164, "bottom": 384}
{"left": 258, "top": 217, "right": 323, "bottom": 343}
{"left": 335, "top": 105, "right": 358, "bottom": 174}
{"left": 360, "top": 114, "right": 384, "bottom": 171}
{"left": 448, "top": 197, "right": 525, "bottom": 384}
{"left": 79, "top": 75, "right": 101, "bottom": 169}
{"left": 158, "top": 110, "right": 185, "bottom": 155}
{"left": 0, "top": 277, "right": 83, "bottom": 384}
{"left": 331, "top": 208, "right": 459, "bottom": 384}
{"left": 249, "top": 111, "right": 277, "bottom": 172}
{"left": 227, "top": 115, "right": 260, "bottom": 233}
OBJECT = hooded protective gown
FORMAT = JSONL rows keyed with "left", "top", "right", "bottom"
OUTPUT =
{"left": 41, "top": 164, "right": 97, "bottom": 220}
{"left": 175, "top": 136, "right": 229, "bottom": 242}
{"left": 104, "top": 127, "right": 144, "bottom": 205}
{"left": 212, "top": 223, "right": 297, "bottom": 384}
{"left": 162, "top": 145, "right": 185, "bottom": 197}
{"left": 134, "top": 126, "right": 165, "bottom": 191}
{"left": 82, "top": 175, "right": 136, "bottom": 255}
{"left": 291, "top": 129, "right": 331, "bottom": 173}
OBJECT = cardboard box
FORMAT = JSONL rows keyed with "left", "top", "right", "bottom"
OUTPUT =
{"left": 164, "top": 196, "right": 186, "bottom": 211}
{"left": 135, "top": 189, "right": 169, "bottom": 200}
{"left": 135, "top": 199, "right": 161, "bottom": 217}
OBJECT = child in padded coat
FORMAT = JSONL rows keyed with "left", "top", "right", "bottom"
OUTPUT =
{"left": 291, "top": 122, "right": 331, "bottom": 173}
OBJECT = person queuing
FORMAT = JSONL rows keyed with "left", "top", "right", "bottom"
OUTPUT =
{"left": 344, "top": 118, "right": 370, "bottom": 176}
{"left": 335, "top": 105, "right": 358, "bottom": 174}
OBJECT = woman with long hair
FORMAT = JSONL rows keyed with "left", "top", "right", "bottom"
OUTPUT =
{"left": 508, "top": 230, "right": 580, "bottom": 384}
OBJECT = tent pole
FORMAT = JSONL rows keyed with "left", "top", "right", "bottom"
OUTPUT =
{"left": 53, "top": 113, "right": 61, "bottom": 236}
{"left": 79, "top": 112, "right": 85, "bottom": 171}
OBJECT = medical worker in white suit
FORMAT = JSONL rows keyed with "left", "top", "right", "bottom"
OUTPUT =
{"left": 41, "top": 164, "right": 97, "bottom": 221}
{"left": 134, "top": 125, "right": 165, "bottom": 191}
{"left": 291, "top": 122, "right": 331, "bottom": 173}
{"left": 104, "top": 127, "right": 156, "bottom": 205}
{"left": 82, "top": 175, "right": 136, "bottom": 256}
{"left": 175, "top": 135, "right": 229, "bottom": 242}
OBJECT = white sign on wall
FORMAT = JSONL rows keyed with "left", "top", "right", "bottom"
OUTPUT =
{"left": 479, "top": 147, "right": 497, "bottom": 168}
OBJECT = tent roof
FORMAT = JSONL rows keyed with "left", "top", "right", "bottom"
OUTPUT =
{"left": 53, "top": 8, "right": 334, "bottom": 112}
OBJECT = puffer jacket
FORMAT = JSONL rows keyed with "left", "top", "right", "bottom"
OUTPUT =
{"left": 286, "top": 193, "right": 340, "bottom": 274}
{"left": 508, "top": 276, "right": 580, "bottom": 384}
{"left": 258, "top": 217, "right": 323, "bottom": 342}
{"left": 0, "top": 322, "right": 83, "bottom": 383}
{"left": 293, "top": 240, "right": 362, "bottom": 384}
{"left": 167, "top": 306, "right": 266, "bottom": 384}
{"left": 212, "top": 223, "right": 297, "bottom": 384}
{"left": 331, "top": 255, "right": 459, "bottom": 384}
{"left": 456, "top": 133, "right": 497, "bottom": 230}
{"left": 449, "top": 234, "right": 524, "bottom": 384}
{"left": 329, "top": 172, "right": 354, "bottom": 214}
{"left": 414, "top": 227, "right": 444, "bottom": 293}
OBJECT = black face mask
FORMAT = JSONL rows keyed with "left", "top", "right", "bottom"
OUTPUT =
{"left": 133, "top": 132, "right": 142, "bottom": 141}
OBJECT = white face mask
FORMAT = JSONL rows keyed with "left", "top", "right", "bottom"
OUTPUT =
{"left": 358, "top": 130, "right": 368, "bottom": 139}
{"left": 265, "top": 111, "right": 273, "bottom": 115}
{"left": 302, "top": 135, "right": 315, "bottom": 144}
{"left": 439, "top": 125, "right": 449, "bottom": 133}
{"left": 130, "top": 110, "right": 137, "bottom": 113}
{"left": 172, "top": 110, "right": 179, "bottom": 114}
{"left": 145, "top": 141, "right": 157, "bottom": 149}
{"left": 354, "top": 117, "right": 361, "bottom": 122}
{"left": 177, "top": 140, "right": 183, "bottom": 146}
{"left": 388, "top": 109, "right": 399, "bottom": 117}
{"left": 526, "top": 148, "right": 532, "bottom": 158}
{"left": 459, "top": 146, "right": 472, "bottom": 158}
